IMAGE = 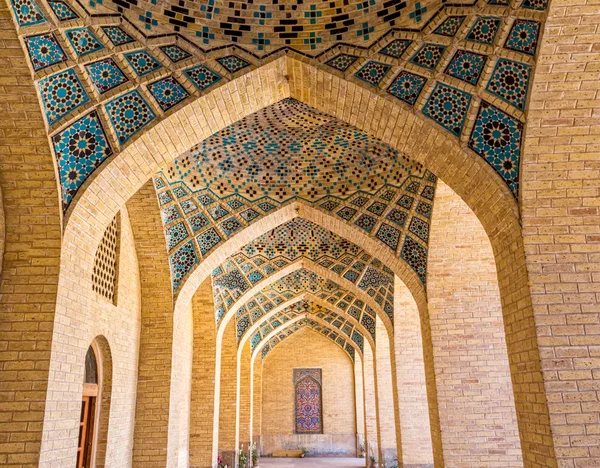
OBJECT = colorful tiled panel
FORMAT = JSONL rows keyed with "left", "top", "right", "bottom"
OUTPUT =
{"left": 47, "top": 0, "right": 79, "bottom": 21}
{"left": 101, "top": 25, "right": 136, "bottom": 46}
{"left": 295, "top": 368, "right": 322, "bottom": 434}
{"left": 434, "top": 16, "right": 465, "bottom": 37}
{"left": 9, "top": 0, "right": 46, "bottom": 27}
{"left": 379, "top": 39, "right": 412, "bottom": 59}
{"left": 104, "top": 89, "right": 156, "bottom": 144}
{"left": 159, "top": 44, "right": 192, "bottom": 63}
{"left": 354, "top": 61, "right": 391, "bottom": 86}
{"left": 170, "top": 240, "right": 199, "bottom": 291}
{"left": 183, "top": 64, "right": 222, "bottom": 91}
{"left": 217, "top": 55, "right": 250, "bottom": 73}
{"left": 423, "top": 82, "right": 472, "bottom": 137}
{"left": 52, "top": 110, "right": 113, "bottom": 211}
{"left": 24, "top": 32, "right": 67, "bottom": 72}
{"left": 522, "top": 0, "right": 549, "bottom": 11}
{"left": 325, "top": 54, "right": 358, "bottom": 72}
{"left": 387, "top": 71, "right": 427, "bottom": 105}
{"left": 123, "top": 50, "right": 162, "bottom": 76}
{"left": 38, "top": 68, "right": 90, "bottom": 125}
{"left": 466, "top": 17, "right": 502, "bottom": 45}
{"left": 65, "top": 27, "right": 104, "bottom": 57}
{"left": 147, "top": 76, "right": 190, "bottom": 112}
{"left": 444, "top": 50, "right": 487, "bottom": 86}
{"left": 504, "top": 19, "right": 540, "bottom": 56}
{"left": 400, "top": 235, "right": 427, "bottom": 283}
{"left": 410, "top": 43, "right": 446, "bottom": 71}
{"left": 486, "top": 58, "right": 531, "bottom": 111}
{"left": 85, "top": 58, "right": 128, "bottom": 94}
{"left": 468, "top": 101, "right": 522, "bottom": 197}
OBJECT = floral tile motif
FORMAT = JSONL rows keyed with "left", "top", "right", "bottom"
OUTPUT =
{"left": 325, "top": 54, "right": 358, "bottom": 72}
{"left": 468, "top": 101, "right": 522, "bottom": 197}
{"left": 444, "top": 50, "right": 487, "bottom": 85}
{"left": 220, "top": 216, "right": 242, "bottom": 236}
{"left": 159, "top": 44, "right": 192, "bottom": 63}
{"left": 123, "top": 50, "right": 162, "bottom": 77}
{"left": 52, "top": 110, "right": 113, "bottom": 211}
{"left": 184, "top": 64, "right": 222, "bottom": 91}
{"left": 386, "top": 208, "right": 407, "bottom": 226}
{"left": 104, "top": 89, "right": 156, "bottom": 144}
{"left": 85, "top": 58, "right": 128, "bottom": 94}
{"left": 217, "top": 55, "right": 250, "bottom": 73}
{"left": 400, "top": 235, "right": 427, "bottom": 283}
{"left": 354, "top": 61, "right": 391, "bottom": 86}
{"left": 240, "top": 208, "right": 260, "bottom": 222}
{"left": 409, "top": 43, "right": 446, "bottom": 70}
{"left": 65, "top": 27, "right": 104, "bottom": 57}
{"left": 101, "top": 25, "right": 136, "bottom": 46}
{"left": 387, "top": 70, "right": 427, "bottom": 105}
{"left": 162, "top": 205, "right": 181, "bottom": 224}
{"left": 522, "top": 0, "right": 548, "bottom": 11}
{"left": 408, "top": 216, "right": 429, "bottom": 242}
{"left": 379, "top": 39, "right": 412, "bottom": 58}
{"left": 504, "top": 19, "right": 540, "bottom": 56}
{"left": 397, "top": 195, "right": 414, "bottom": 209}
{"left": 434, "top": 16, "right": 466, "bottom": 37}
{"left": 376, "top": 223, "right": 401, "bottom": 250}
{"left": 354, "top": 214, "right": 377, "bottom": 232}
{"left": 197, "top": 227, "right": 222, "bottom": 255}
{"left": 166, "top": 222, "right": 189, "bottom": 250}
{"left": 180, "top": 199, "right": 198, "bottom": 214}
{"left": 486, "top": 58, "right": 531, "bottom": 111}
{"left": 423, "top": 82, "right": 472, "bottom": 137}
{"left": 188, "top": 213, "right": 209, "bottom": 232}
{"left": 24, "top": 32, "right": 67, "bottom": 72}
{"left": 47, "top": 0, "right": 78, "bottom": 21}
{"left": 170, "top": 240, "right": 198, "bottom": 291}
{"left": 337, "top": 206, "right": 357, "bottom": 221}
{"left": 147, "top": 76, "right": 190, "bottom": 111}
{"left": 415, "top": 200, "right": 432, "bottom": 218}
{"left": 38, "top": 68, "right": 90, "bottom": 125}
{"left": 9, "top": 0, "right": 46, "bottom": 27}
{"left": 466, "top": 17, "right": 502, "bottom": 45}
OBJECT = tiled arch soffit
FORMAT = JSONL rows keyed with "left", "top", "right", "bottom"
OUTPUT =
{"left": 6, "top": 0, "right": 548, "bottom": 261}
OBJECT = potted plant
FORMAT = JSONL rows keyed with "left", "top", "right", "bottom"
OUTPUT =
{"left": 299, "top": 447, "right": 308, "bottom": 458}
{"left": 238, "top": 446, "right": 248, "bottom": 468}
{"left": 251, "top": 442, "right": 259, "bottom": 467}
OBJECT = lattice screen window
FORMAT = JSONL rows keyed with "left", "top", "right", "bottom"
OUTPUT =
{"left": 92, "top": 214, "right": 120, "bottom": 304}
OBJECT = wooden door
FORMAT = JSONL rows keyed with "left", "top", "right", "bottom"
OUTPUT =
{"left": 77, "top": 384, "right": 98, "bottom": 468}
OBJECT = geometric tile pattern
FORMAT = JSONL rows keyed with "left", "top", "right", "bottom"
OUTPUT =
{"left": 52, "top": 110, "right": 113, "bottom": 211}
{"left": 410, "top": 43, "right": 446, "bottom": 70}
{"left": 24, "top": 32, "right": 67, "bottom": 72}
{"left": 444, "top": 50, "right": 487, "bottom": 86}
{"left": 38, "top": 68, "right": 90, "bottom": 125}
{"left": 9, "top": 0, "right": 46, "bottom": 27}
{"left": 423, "top": 82, "right": 472, "bottom": 137}
{"left": 354, "top": 61, "right": 391, "bottom": 87}
{"left": 387, "top": 71, "right": 427, "bottom": 105}
{"left": 468, "top": 101, "right": 523, "bottom": 197}
{"left": 104, "top": 90, "right": 156, "bottom": 144}
{"left": 400, "top": 235, "right": 428, "bottom": 283}
{"left": 466, "top": 17, "right": 501, "bottom": 45}
{"left": 65, "top": 27, "right": 104, "bottom": 57}
{"left": 216, "top": 55, "right": 250, "bottom": 73}
{"left": 147, "top": 76, "right": 190, "bottom": 111}
{"left": 47, "top": 0, "right": 79, "bottom": 21}
{"left": 123, "top": 50, "right": 163, "bottom": 76}
{"left": 183, "top": 64, "right": 222, "bottom": 91}
{"left": 522, "top": 0, "right": 548, "bottom": 11}
{"left": 504, "top": 19, "right": 541, "bottom": 57}
{"left": 434, "top": 16, "right": 465, "bottom": 37}
{"left": 486, "top": 58, "right": 531, "bottom": 111}
{"left": 85, "top": 58, "right": 128, "bottom": 94}
{"left": 379, "top": 39, "right": 412, "bottom": 59}
{"left": 325, "top": 54, "right": 358, "bottom": 72}
{"left": 169, "top": 240, "right": 199, "bottom": 291}
{"left": 159, "top": 44, "right": 192, "bottom": 62}
{"left": 101, "top": 25, "right": 136, "bottom": 46}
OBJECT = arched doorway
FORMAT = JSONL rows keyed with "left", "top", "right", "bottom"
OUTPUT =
{"left": 77, "top": 345, "right": 101, "bottom": 468}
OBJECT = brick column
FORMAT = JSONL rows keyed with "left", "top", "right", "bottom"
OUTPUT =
{"left": 427, "top": 182, "right": 523, "bottom": 467}
{"left": 523, "top": 1, "right": 600, "bottom": 465}
{"left": 190, "top": 279, "right": 218, "bottom": 468}
{"left": 363, "top": 343, "right": 379, "bottom": 466}
{"left": 237, "top": 341, "right": 252, "bottom": 464}
{"left": 251, "top": 358, "right": 262, "bottom": 457}
{"left": 128, "top": 182, "right": 174, "bottom": 467}
{"left": 393, "top": 278, "right": 434, "bottom": 468}
{"left": 218, "top": 319, "right": 238, "bottom": 467}
{"left": 355, "top": 356, "right": 366, "bottom": 458}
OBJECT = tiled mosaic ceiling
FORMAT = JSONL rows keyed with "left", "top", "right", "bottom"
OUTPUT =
{"left": 212, "top": 218, "right": 395, "bottom": 323}
{"left": 157, "top": 100, "right": 436, "bottom": 293}
{"left": 11, "top": 0, "right": 547, "bottom": 224}
{"left": 221, "top": 267, "right": 383, "bottom": 339}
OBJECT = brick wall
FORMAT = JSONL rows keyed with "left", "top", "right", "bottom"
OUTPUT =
{"left": 218, "top": 319, "right": 238, "bottom": 466}
{"left": 362, "top": 343, "right": 378, "bottom": 463}
{"left": 260, "top": 327, "right": 356, "bottom": 456}
{"left": 238, "top": 341, "right": 252, "bottom": 451}
{"left": 523, "top": 0, "right": 600, "bottom": 465}
{"left": 428, "top": 181, "right": 523, "bottom": 467}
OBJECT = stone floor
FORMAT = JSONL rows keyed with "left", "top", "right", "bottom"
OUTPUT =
{"left": 259, "top": 458, "right": 366, "bottom": 467}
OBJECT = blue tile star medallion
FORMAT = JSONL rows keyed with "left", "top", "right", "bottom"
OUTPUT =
{"left": 387, "top": 71, "right": 427, "bottom": 105}
{"left": 147, "top": 76, "right": 190, "bottom": 112}
{"left": 85, "top": 58, "right": 128, "bottom": 94}
{"left": 38, "top": 68, "right": 90, "bottom": 125}
{"left": 24, "top": 32, "right": 67, "bottom": 72}
{"left": 469, "top": 101, "right": 522, "bottom": 197}
{"left": 9, "top": 0, "right": 46, "bottom": 27}
{"left": 65, "top": 27, "right": 104, "bottom": 57}
{"left": 423, "top": 82, "right": 472, "bottom": 137}
{"left": 104, "top": 90, "right": 156, "bottom": 144}
{"left": 184, "top": 64, "right": 222, "bottom": 92}
{"left": 52, "top": 110, "right": 113, "bottom": 211}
